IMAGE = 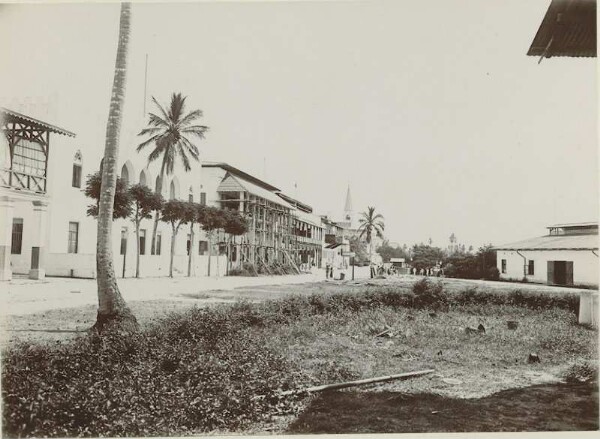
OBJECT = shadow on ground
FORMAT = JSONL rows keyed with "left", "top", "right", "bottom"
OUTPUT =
{"left": 288, "top": 382, "right": 599, "bottom": 433}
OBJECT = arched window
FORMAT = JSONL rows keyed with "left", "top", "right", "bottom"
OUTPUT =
{"left": 169, "top": 180, "right": 176, "bottom": 200}
{"left": 120, "top": 163, "right": 130, "bottom": 187}
{"left": 155, "top": 175, "right": 162, "bottom": 194}
{"left": 188, "top": 185, "right": 194, "bottom": 202}
{"left": 72, "top": 150, "right": 83, "bottom": 188}
{"left": 139, "top": 170, "right": 147, "bottom": 187}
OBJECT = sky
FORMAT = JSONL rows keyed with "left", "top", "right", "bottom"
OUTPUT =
{"left": 0, "top": 0, "right": 597, "bottom": 250}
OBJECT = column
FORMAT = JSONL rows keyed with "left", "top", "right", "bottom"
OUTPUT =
{"left": 0, "top": 196, "right": 15, "bottom": 281}
{"left": 28, "top": 200, "right": 48, "bottom": 280}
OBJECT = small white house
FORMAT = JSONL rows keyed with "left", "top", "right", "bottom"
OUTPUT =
{"left": 495, "top": 222, "right": 598, "bottom": 288}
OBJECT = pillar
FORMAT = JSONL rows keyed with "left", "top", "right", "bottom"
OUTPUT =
{"left": 579, "top": 291, "right": 598, "bottom": 327}
{"left": 28, "top": 200, "right": 48, "bottom": 280}
{"left": 0, "top": 196, "right": 15, "bottom": 281}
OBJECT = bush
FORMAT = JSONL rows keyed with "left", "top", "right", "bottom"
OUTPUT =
{"left": 411, "top": 278, "right": 448, "bottom": 309}
{"left": 2, "top": 306, "right": 308, "bottom": 437}
{"left": 485, "top": 267, "right": 500, "bottom": 281}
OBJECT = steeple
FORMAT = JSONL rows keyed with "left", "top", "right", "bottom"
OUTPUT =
{"left": 344, "top": 185, "right": 353, "bottom": 213}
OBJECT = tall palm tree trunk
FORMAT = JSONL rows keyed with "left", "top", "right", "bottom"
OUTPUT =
{"left": 187, "top": 223, "right": 194, "bottom": 277}
{"left": 150, "top": 160, "right": 166, "bottom": 255}
{"left": 95, "top": 2, "right": 137, "bottom": 333}
{"left": 135, "top": 219, "right": 140, "bottom": 278}
{"left": 169, "top": 227, "right": 177, "bottom": 278}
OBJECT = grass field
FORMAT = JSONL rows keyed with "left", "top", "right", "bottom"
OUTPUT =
{"left": 2, "top": 277, "right": 597, "bottom": 435}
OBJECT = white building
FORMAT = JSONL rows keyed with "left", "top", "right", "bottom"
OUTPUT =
{"left": 1, "top": 107, "right": 227, "bottom": 280}
{"left": 495, "top": 222, "right": 598, "bottom": 288}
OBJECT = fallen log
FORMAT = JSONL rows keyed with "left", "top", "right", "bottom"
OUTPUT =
{"left": 279, "top": 369, "right": 435, "bottom": 396}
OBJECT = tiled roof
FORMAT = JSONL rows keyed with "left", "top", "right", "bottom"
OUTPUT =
{"left": 1, "top": 107, "right": 76, "bottom": 137}
{"left": 494, "top": 234, "right": 598, "bottom": 251}
{"left": 528, "top": 0, "right": 597, "bottom": 59}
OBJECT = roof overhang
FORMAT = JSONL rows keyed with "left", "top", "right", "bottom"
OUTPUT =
{"left": 1, "top": 107, "right": 76, "bottom": 137}
{"left": 528, "top": 0, "right": 597, "bottom": 60}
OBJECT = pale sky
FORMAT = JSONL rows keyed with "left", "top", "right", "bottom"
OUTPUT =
{"left": 1, "top": 1, "right": 597, "bottom": 249}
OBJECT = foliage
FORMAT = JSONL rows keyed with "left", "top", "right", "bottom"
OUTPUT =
{"left": 137, "top": 93, "right": 208, "bottom": 174}
{"left": 410, "top": 278, "right": 448, "bottom": 309}
{"left": 2, "top": 304, "right": 307, "bottom": 437}
{"left": 84, "top": 172, "right": 132, "bottom": 220}
{"left": 348, "top": 236, "right": 370, "bottom": 265}
{"left": 198, "top": 206, "right": 228, "bottom": 234}
{"left": 223, "top": 210, "right": 248, "bottom": 236}
{"left": 161, "top": 200, "right": 190, "bottom": 230}
{"left": 444, "top": 244, "right": 498, "bottom": 280}
{"left": 357, "top": 206, "right": 385, "bottom": 245}
{"left": 376, "top": 240, "right": 408, "bottom": 263}
{"left": 129, "top": 184, "right": 164, "bottom": 225}
{"left": 410, "top": 244, "right": 444, "bottom": 270}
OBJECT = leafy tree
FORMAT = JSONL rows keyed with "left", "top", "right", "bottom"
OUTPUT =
{"left": 410, "top": 244, "right": 444, "bottom": 271}
{"left": 376, "top": 240, "right": 408, "bottom": 263}
{"left": 94, "top": 2, "right": 136, "bottom": 333}
{"left": 348, "top": 235, "right": 369, "bottom": 266}
{"left": 137, "top": 93, "right": 208, "bottom": 255}
{"left": 357, "top": 206, "right": 385, "bottom": 268}
{"left": 222, "top": 209, "right": 248, "bottom": 274}
{"left": 182, "top": 202, "right": 204, "bottom": 277}
{"left": 84, "top": 172, "right": 132, "bottom": 220}
{"left": 444, "top": 244, "right": 498, "bottom": 280}
{"left": 198, "top": 206, "right": 227, "bottom": 276}
{"left": 161, "top": 200, "right": 190, "bottom": 278}
{"left": 128, "top": 184, "right": 164, "bottom": 278}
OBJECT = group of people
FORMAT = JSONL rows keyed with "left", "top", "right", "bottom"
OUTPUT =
{"left": 411, "top": 267, "right": 443, "bottom": 277}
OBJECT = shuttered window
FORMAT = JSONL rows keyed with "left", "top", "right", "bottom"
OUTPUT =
{"left": 11, "top": 218, "right": 23, "bottom": 254}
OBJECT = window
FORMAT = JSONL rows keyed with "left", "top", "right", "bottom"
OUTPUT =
{"left": 198, "top": 240, "right": 208, "bottom": 255}
{"left": 139, "top": 170, "right": 147, "bottom": 187}
{"left": 68, "top": 222, "right": 79, "bottom": 254}
{"left": 200, "top": 192, "right": 206, "bottom": 206}
{"left": 501, "top": 259, "right": 507, "bottom": 274}
{"left": 169, "top": 180, "right": 176, "bottom": 200}
{"left": 186, "top": 234, "right": 191, "bottom": 256}
{"left": 189, "top": 186, "right": 194, "bottom": 202}
{"left": 528, "top": 260, "right": 535, "bottom": 276}
{"left": 11, "top": 218, "right": 23, "bottom": 254}
{"left": 120, "top": 164, "right": 130, "bottom": 187}
{"left": 12, "top": 137, "right": 46, "bottom": 177}
{"left": 72, "top": 151, "right": 82, "bottom": 188}
{"left": 139, "top": 229, "right": 146, "bottom": 255}
{"left": 120, "top": 228, "right": 128, "bottom": 255}
{"left": 156, "top": 232, "right": 162, "bottom": 255}
{"left": 155, "top": 176, "right": 162, "bottom": 195}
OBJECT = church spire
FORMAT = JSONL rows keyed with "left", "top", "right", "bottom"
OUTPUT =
{"left": 344, "top": 184, "right": 353, "bottom": 213}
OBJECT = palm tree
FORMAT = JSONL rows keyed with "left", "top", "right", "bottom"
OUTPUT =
{"left": 94, "top": 2, "right": 137, "bottom": 333}
{"left": 357, "top": 206, "right": 385, "bottom": 271}
{"left": 137, "top": 93, "right": 208, "bottom": 255}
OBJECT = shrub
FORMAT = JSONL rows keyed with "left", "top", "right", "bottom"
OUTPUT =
{"left": 411, "top": 278, "right": 448, "bottom": 309}
{"left": 2, "top": 307, "right": 308, "bottom": 437}
{"left": 563, "top": 361, "right": 598, "bottom": 384}
{"left": 485, "top": 267, "right": 500, "bottom": 281}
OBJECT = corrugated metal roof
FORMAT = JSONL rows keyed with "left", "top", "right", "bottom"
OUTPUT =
{"left": 217, "top": 174, "right": 293, "bottom": 209}
{"left": 547, "top": 221, "right": 598, "bottom": 228}
{"left": 1, "top": 107, "right": 76, "bottom": 137}
{"left": 528, "top": 0, "right": 596, "bottom": 59}
{"left": 202, "top": 162, "right": 280, "bottom": 192}
{"left": 294, "top": 209, "right": 322, "bottom": 228}
{"left": 494, "top": 234, "right": 598, "bottom": 251}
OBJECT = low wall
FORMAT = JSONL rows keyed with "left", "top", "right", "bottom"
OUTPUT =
{"left": 579, "top": 291, "right": 599, "bottom": 327}
{"left": 44, "top": 252, "right": 228, "bottom": 279}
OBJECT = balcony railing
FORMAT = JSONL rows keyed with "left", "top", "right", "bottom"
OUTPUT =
{"left": 0, "top": 168, "right": 47, "bottom": 193}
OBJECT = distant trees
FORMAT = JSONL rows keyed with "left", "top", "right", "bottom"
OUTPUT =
{"left": 348, "top": 236, "right": 369, "bottom": 266}
{"left": 444, "top": 244, "right": 498, "bottom": 280}
{"left": 376, "top": 240, "right": 408, "bottom": 263}
{"left": 410, "top": 244, "right": 444, "bottom": 271}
